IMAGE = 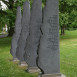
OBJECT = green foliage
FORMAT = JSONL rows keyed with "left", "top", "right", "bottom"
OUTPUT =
{"left": 0, "top": 12, "right": 9, "bottom": 32}
{"left": 0, "top": 0, "right": 77, "bottom": 34}
{"left": 59, "top": 0, "right": 77, "bottom": 29}
{"left": 59, "top": 12, "right": 69, "bottom": 27}
{"left": 69, "top": 10, "right": 77, "bottom": 28}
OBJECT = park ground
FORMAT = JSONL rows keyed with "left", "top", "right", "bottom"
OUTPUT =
{"left": 0, "top": 30, "right": 77, "bottom": 77}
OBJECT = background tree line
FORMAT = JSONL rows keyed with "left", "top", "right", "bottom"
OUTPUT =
{"left": 0, "top": 0, "right": 77, "bottom": 36}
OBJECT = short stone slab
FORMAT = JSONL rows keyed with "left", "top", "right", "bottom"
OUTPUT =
{"left": 27, "top": 67, "right": 41, "bottom": 73}
{"left": 12, "top": 58, "right": 20, "bottom": 64}
{"left": 13, "top": 58, "right": 19, "bottom": 62}
{"left": 0, "top": 34, "right": 8, "bottom": 38}
{"left": 42, "top": 74, "right": 66, "bottom": 77}
{"left": 19, "top": 61, "right": 28, "bottom": 67}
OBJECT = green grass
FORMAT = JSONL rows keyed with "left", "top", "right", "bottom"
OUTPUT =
{"left": 0, "top": 37, "right": 38, "bottom": 77}
{"left": 60, "top": 30, "right": 77, "bottom": 40}
{"left": 0, "top": 30, "right": 77, "bottom": 77}
{"left": 60, "top": 30, "right": 77, "bottom": 77}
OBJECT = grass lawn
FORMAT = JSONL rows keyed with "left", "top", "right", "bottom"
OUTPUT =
{"left": 0, "top": 37, "right": 37, "bottom": 77}
{"left": 60, "top": 30, "right": 77, "bottom": 77}
{"left": 0, "top": 30, "right": 77, "bottom": 77}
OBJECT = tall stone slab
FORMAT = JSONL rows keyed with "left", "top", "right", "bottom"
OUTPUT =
{"left": 16, "top": 1, "right": 30, "bottom": 63}
{"left": 10, "top": 6, "right": 21, "bottom": 60}
{"left": 24, "top": 0, "right": 42, "bottom": 73}
{"left": 38, "top": 0, "right": 65, "bottom": 77}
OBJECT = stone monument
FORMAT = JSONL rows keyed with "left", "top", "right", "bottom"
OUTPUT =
{"left": 16, "top": 1, "right": 30, "bottom": 66}
{"left": 38, "top": 0, "right": 66, "bottom": 77}
{"left": 24, "top": 0, "right": 42, "bottom": 73}
{"left": 10, "top": 6, "right": 21, "bottom": 61}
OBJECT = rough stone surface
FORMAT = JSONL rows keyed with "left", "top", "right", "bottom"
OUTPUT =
{"left": 24, "top": 0, "right": 42, "bottom": 67}
{"left": 16, "top": 1, "right": 30, "bottom": 61}
{"left": 10, "top": 6, "right": 21, "bottom": 58}
{"left": 38, "top": 0, "right": 60, "bottom": 74}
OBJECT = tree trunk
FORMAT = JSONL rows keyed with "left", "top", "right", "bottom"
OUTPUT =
{"left": 61, "top": 26, "right": 63, "bottom": 35}
{"left": 8, "top": 20, "right": 14, "bottom": 36}
{"left": 63, "top": 25, "right": 65, "bottom": 35}
{"left": 61, "top": 25, "right": 65, "bottom": 35}
{"left": 8, "top": 1, "right": 14, "bottom": 36}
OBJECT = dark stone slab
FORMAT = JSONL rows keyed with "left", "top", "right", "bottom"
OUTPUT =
{"left": 38, "top": 0, "right": 60, "bottom": 74}
{"left": 16, "top": 1, "right": 30, "bottom": 61}
{"left": 0, "top": 34, "right": 8, "bottom": 38}
{"left": 10, "top": 6, "right": 21, "bottom": 58}
{"left": 24, "top": 0, "right": 42, "bottom": 67}
{"left": 19, "top": 61, "right": 28, "bottom": 67}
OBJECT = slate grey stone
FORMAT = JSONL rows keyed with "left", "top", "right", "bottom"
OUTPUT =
{"left": 0, "top": 34, "right": 8, "bottom": 38}
{"left": 24, "top": 0, "right": 42, "bottom": 67}
{"left": 38, "top": 0, "right": 60, "bottom": 74}
{"left": 10, "top": 6, "right": 21, "bottom": 58}
{"left": 16, "top": 1, "right": 30, "bottom": 61}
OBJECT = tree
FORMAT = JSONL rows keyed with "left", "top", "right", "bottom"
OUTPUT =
{"left": 0, "top": 0, "right": 25, "bottom": 36}
{"left": 59, "top": 12, "right": 69, "bottom": 35}
{"left": 59, "top": 0, "right": 77, "bottom": 35}
{"left": 59, "top": 0, "right": 69, "bottom": 35}
{"left": 1, "top": 0, "right": 77, "bottom": 36}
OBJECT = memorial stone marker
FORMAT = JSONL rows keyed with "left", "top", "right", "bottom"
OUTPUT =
{"left": 16, "top": 1, "right": 30, "bottom": 65}
{"left": 38, "top": 0, "right": 65, "bottom": 77}
{"left": 10, "top": 6, "right": 21, "bottom": 61}
{"left": 24, "top": 0, "right": 42, "bottom": 73}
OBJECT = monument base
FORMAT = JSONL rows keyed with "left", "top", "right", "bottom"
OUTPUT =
{"left": 12, "top": 58, "right": 20, "bottom": 64}
{"left": 27, "top": 67, "right": 41, "bottom": 73}
{"left": 41, "top": 73, "right": 66, "bottom": 77}
{"left": 19, "top": 61, "right": 28, "bottom": 67}
{"left": 13, "top": 58, "right": 19, "bottom": 62}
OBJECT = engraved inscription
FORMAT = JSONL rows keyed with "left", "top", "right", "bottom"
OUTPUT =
{"left": 47, "top": 15, "right": 58, "bottom": 50}
{"left": 47, "top": 15, "right": 57, "bottom": 27}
